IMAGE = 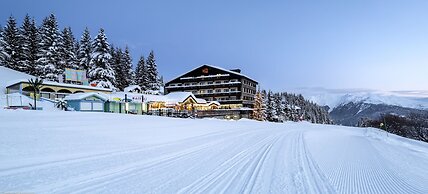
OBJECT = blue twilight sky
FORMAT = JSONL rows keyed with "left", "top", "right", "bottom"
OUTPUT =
{"left": 1, "top": 0, "right": 427, "bottom": 91}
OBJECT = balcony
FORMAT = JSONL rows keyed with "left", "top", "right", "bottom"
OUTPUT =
{"left": 180, "top": 74, "right": 230, "bottom": 80}
{"left": 166, "top": 81, "right": 241, "bottom": 89}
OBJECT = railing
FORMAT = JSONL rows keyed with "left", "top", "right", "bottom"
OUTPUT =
{"left": 180, "top": 74, "right": 230, "bottom": 80}
{"left": 166, "top": 81, "right": 241, "bottom": 89}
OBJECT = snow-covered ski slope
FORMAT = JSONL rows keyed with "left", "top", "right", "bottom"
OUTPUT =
{"left": 1, "top": 110, "right": 427, "bottom": 193}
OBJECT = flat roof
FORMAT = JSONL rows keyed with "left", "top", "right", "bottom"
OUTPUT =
{"left": 7, "top": 79, "right": 112, "bottom": 92}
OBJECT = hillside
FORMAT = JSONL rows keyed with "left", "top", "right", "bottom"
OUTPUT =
{"left": 1, "top": 110, "right": 427, "bottom": 193}
{"left": 291, "top": 87, "right": 428, "bottom": 111}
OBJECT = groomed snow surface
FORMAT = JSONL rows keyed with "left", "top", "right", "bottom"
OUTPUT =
{"left": 1, "top": 111, "right": 428, "bottom": 194}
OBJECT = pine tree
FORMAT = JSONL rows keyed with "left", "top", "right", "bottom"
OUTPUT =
{"left": 77, "top": 27, "right": 92, "bottom": 72}
{"left": 252, "top": 89, "right": 265, "bottom": 121}
{"left": 146, "top": 50, "right": 161, "bottom": 90}
{"left": 0, "top": 26, "right": 4, "bottom": 65}
{"left": 36, "top": 13, "right": 61, "bottom": 80}
{"left": 111, "top": 47, "right": 123, "bottom": 89}
{"left": 88, "top": 28, "right": 115, "bottom": 88}
{"left": 0, "top": 16, "right": 21, "bottom": 71}
{"left": 20, "top": 15, "right": 39, "bottom": 75}
{"left": 0, "top": 25, "right": 3, "bottom": 62}
{"left": 121, "top": 46, "right": 134, "bottom": 88}
{"left": 274, "top": 93, "right": 285, "bottom": 122}
{"left": 134, "top": 55, "right": 149, "bottom": 90}
{"left": 265, "top": 91, "right": 277, "bottom": 121}
{"left": 59, "top": 27, "right": 78, "bottom": 70}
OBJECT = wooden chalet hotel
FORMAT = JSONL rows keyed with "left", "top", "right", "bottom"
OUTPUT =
{"left": 165, "top": 64, "right": 258, "bottom": 118}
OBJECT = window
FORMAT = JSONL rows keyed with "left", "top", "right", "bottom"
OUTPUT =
{"left": 223, "top": 80, "right": 229, "bottom": 83}
{"left": 185, "top": 83, "right": 190, "bottom": 86}
{"left": 215, "top": 81, "right": 221, "bottom": 84}
{"left": 208, "top": 81, "right": 213, "bottom": 85}
{"left": 231, "top": 88, "right": 237, "bottom": 92}
{"left": 208, "top": 90, "right": 213, "bottom": 93}
{"left": 191, "top": 82, "right": 197, "bottom": 85}
{"left": 224, "top": 89, "right": 229, "bottom": 92}
{"left": 215, "top": 89, "right": 222, "bottom": 93}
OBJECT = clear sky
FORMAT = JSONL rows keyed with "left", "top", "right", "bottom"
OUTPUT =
{"left": 1, "top": 0, "right": 427, "bottom": 91}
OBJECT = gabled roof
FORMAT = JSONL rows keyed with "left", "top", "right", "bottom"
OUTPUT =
{"left": 124, "top": 85, "right": 142, "bottom": 93}
{"left": 164, "top": 92, "right": 206, "bottom": 105}
{"left": 166, "top": 64, "right": 258, "bottom": 84}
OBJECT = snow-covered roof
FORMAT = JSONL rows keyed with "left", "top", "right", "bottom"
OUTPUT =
{"left": 64, "top": 92, "right": 108, "bottom": 101}
{"left": 164, "top": 92, "right": 206, "bottom": 105}
{"left": 6, "top": 79, "right": 112, "bottom": 92}
{"left": 205, "top": 64, "right": 257, "bottom": 83}
{"left": 106, "top": 92, "right": 145, "bottom": 102}
{"left": 143, "top": 93, "right": 169, "bottom": 102}
{"left": 0, "top": 66, "right": 35, "bottom": 94}
{"left": 143, "top": 92, "right": 208, "bottom": 106}
{"left": 124, "top": 85, "right": 142, "bottom": 93}
{"left": 166, "top": 64, "right": 258, "bottom": 84}
{"left": 207, "top": 101, "right": 221, "bottom": 106}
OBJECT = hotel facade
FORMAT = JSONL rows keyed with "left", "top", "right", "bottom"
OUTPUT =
{"left": 164, "top": 64, "right": 258, "bottom": 109}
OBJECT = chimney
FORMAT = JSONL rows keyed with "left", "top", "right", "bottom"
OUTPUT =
{"left": 230, "top": 69, "right": 241, "bottom": 73}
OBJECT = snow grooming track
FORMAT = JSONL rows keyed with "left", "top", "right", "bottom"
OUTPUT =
{"left": 1, "top": 111, "right": 428, "bottom": 193}
{"left": 67, "top": 130, "right": 265, "bottom": 193}
{"left": 294, "top": 131, "right": 335, "bottom": 194}
{"left": 305, "top": 128, "right": 428, "bottom": 194}
{"left": 23, "top": 130, "right": 260, "bottom": 193}
{"left": 177, "top": 132, "right": 283, "bottom": 194}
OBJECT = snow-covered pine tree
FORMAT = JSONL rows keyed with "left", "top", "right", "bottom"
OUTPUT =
{"left": 77, "top": 27, "right": 92, "bottom": 73}
{"left": 59, "top": 27, "right": 78, "bottom": 70}
{"left": 0, "top": 16, "right": 21, "bottom": 71}
{"left": 111, "top": 47, "right": 124, "bottom": 89}
{"left": 134, "top": 55, "right": 151, "bottom": 91}
{"left": 36, "top": 14, "right": 61, "bottom": 80}
{"left": 0, "top": 25, "right": 3, "bottom": 64}
{"left": 19, "top": 15, "right": 39, "bottom": 75}
{"left": 252, "top": 89, "right": 265, "bottom": 121}
{"left": 121, "top": 46, "right": 134, "bottom": 89}
{"left": 111, "top": 46, "right": 134, "bottom": 91}
{"left": 265, "top": 91, "right": 278, "bottom": 122}
{"left": 134, "top": 56, "right": 145, "bottom": 89}
{"left": 274, "top": 93, "right": 285, "bottom": 122}
{"left": 282, "top": 93, "right": 291, "bottom": 120}
{"left": 146, "top": 50, "right": 161, "bottom": 91}
{"left": 88, "top": 28, "right": 115, "bottom": 89}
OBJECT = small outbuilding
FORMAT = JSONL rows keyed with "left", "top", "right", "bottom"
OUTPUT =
{"left": 104, "top": 92, "right": 144, "bottom": 114}
{"left": 64, "top": 93, "right": 107, "bottom": 112}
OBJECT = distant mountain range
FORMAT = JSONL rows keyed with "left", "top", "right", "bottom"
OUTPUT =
{"left": 289, "top": 88, "right": 428, "bottom": 126}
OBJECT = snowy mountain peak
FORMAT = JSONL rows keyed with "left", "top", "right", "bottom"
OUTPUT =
{"left": 290, "top": 87, "right": 428, "bottom": 110}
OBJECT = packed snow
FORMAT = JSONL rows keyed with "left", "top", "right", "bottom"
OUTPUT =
{"left": 1, "top": 110, "right": 427, "bottom": 193}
